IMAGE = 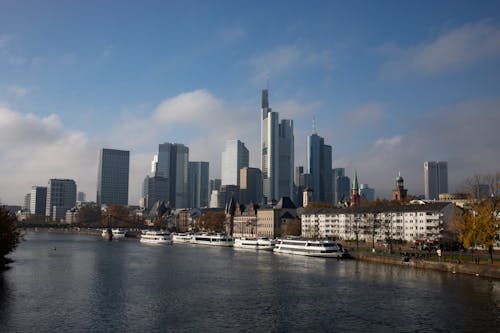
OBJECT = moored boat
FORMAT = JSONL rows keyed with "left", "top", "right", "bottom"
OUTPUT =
{"left": 140, "top": 230, "right": 173, "bottom": 244}
{"left": 191, "top": 233, "right": 234, "bottom": 247}
{"left": 234, "top": 237, "right": 276, "bottom": 251}
{"left": 172, "top": 233, "right": 194, "bottom": 243}
{"left": 273, "top": 238, "right": 344, "bottom": 258}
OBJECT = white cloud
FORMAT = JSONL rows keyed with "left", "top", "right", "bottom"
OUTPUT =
{"left": 380, "top": 20, "right": 500, "bottom": 78}
{"left": 346, "top": 103, "right": 386, "bottom": 125}
{"left": 6, "top": 85, "right": 28, "bottom": 97}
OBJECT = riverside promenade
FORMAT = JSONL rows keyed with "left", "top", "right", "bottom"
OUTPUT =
{"left": 349, "top": 250, "right": 500, "bottom": 280}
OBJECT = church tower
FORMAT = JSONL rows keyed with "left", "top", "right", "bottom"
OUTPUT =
{"left": 351, "top": 171, "right": 360, "bottom": 207}
{"left": 392, "top": 172, "right": 408, "bottom": 201}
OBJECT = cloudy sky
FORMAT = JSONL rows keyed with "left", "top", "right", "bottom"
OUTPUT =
{"left": 1, "top": 0, "right": 499, "bottom": 205}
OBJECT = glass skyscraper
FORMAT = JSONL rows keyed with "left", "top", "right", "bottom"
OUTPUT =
{"left": 261, "top": 89, "right": 294, "bottom": 201}
{"left": 188, "top": 161, "right": 210, "bottom": 208}
{"left": 46, "top": 179, "right": 76, "bottom": 221}
{"left": 307, "top": 132, "right": 332, "bottom": 202}
{"left": 154, "top": 143, "right": 189, "bottom": 208}
{"left": 97, "top": 148, "right": 130, "bottom": 206}
{"left": 424, "top": 161, "right": 448, "bottom": 200}
{"left": 221, "top": 139, "right": 249, "bottom": 186}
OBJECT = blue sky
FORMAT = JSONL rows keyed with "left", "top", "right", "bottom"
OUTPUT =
{"left": 1, "top": 0, "right": 499, "bottom": 205}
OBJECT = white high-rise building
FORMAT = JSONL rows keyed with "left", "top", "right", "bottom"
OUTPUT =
{"left": 261, "top": 89, "right": 294, "bottom": 201}
{"left": 424, "top": 161, "right": 448, "bottom": 200}
{"left": 221, "top": 139, "right": 249, "bottom": 186}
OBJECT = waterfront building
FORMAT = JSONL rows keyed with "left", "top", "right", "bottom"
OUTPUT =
{"left": 232, "top": 202, "right": 259, "bottom": 238}
{"left": 97, "top": 148, "right": 130, "bottom": 206}
{"left": 307, "top": 129, "right": 333, "bottom": 203}
{"left": 392, "top": 172, "right": 408, "bottom": 201}
{"left": 142, "top": 175, "right": 169, "bottom": 210}
{"left": 301, "top": 202, "right": 458, "bottom": 243}
{"left": 188, "top": 161, "right": 210, "bottom": 208}
{"left": 360, "top": 184, "right": 375, "bottom": 202}
{"left": 240, "top": 167, "right": 263, "bottom": 205}
{"left": 46, "top": 179, "right": 77, "bottom": 222}
{"left": 30, "top": 186, "right": 47, "bottom": 217}
{"left": 256, "top": 197, "right": 297, "bottom": 238}
{"left": 261, "top": 89, "right": 294, "bottom": 201}
{"left": 221, "top": 140, "right": 249, "bottom": 187}
{"left": 333, "top": 168, "right": 350, "bottom": 205}
{"left": 424, "top": 161, "right": 448, "bottom": 200}
{"left": 154, "top": 143, "right": 189, "bottom": 208}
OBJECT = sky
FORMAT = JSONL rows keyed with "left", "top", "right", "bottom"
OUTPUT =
{"left": 1, "top": 0, "right": 499, "bottom": 205}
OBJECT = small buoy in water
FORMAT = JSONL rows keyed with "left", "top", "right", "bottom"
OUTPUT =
{"left": 475, "top": 273, "right": 480, "bottom": 277}
{"left": 452, "top": 270, "right": 456, "bottom": 274}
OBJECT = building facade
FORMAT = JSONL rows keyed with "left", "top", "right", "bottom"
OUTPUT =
{"left": 142, "top": 175, "right": 169, "bottom": 210}
{"left": 307, "top": 132, "right": 332, "bottom": 203}
{"left": 424, "top": 161, "right": 448, "bottom": 200}
{"left": 360, "top": 184, "right": 375, "bottom": 202}
{"left": 97, "top": 148, "right": 130, "bottom": 206}
{"left": 261, "top": 89, "right": 294, "bottom": 201}
{"left": 221, "top": 140, "right": 249, "bottom": 186}
{"left": 392, "top": 173, "right": 408, "bottom": 201}
{"left": 301, "top": 202, "right": 457, "bottom": 243}
{"left": 154, "top": 143, "right": 189, "bottom": 208}
{"left": 188, "top": 161, "right": 210, "bottom": 208}
{"left": 46, "top": 179, "right": 77, "bottom": 222}
{"left": 333, "top": 168, "right": 350, "bottom": 205}
{"left": 240, "top": 167, "right": 263, "bottom": 205}
{"left": 30, "top": 186, "right": 47, "bottom": 217}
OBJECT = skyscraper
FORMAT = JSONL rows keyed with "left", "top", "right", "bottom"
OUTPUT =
{"left": 424, "top": 161, "right": 448, "bottom": 200}
{"left": 307, "top": 130, "right": 332, "bottom": 202}
{"left": 188, "top": 161, "right": 210, "bottom": 208}
{"left": 155, "top": 143, "right": 189, "bottom": 208}
{"left": 30, "top": 186, "right": 47, "bottom": 217}
{"left": 261, "top": 89, "right": 294, "bottom": 201}
{"left": 333, "top": 168, "right": 350, "bottom": 204}
{"left": 142, "top": 175, "right": 169, "bottom": 210}
{"left": 97, "top": 148, "right": 130, "bottom": 206}
{"left": 221, "top": 139, "right": 249, "bottom": 186}
{"left": 46, "top": 179, "right": 76, "bottom": 221}
{"left": 240, "top": 167, "right": 263, "bottom": 204}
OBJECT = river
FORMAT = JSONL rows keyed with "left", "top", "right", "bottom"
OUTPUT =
{"left": 0, "top": 232, "right": 499, "bottom": 332}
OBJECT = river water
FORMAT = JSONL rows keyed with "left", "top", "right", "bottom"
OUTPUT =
{"left": 0, "top": 232, "right": 499, "bottom": 332}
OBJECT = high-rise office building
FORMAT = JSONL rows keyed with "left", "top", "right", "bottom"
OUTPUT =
{"left": 23, "top": 193, "right": 31, "bottom": 211}
{"left": 333, "top": 168, "right": 350, "bottom": 204}
{"left": 307, "top": 131, "right": 332, "bottom": 202}
{"left": 188, "top": 161, "right": 210, "bottom": 208}
{"left": 77, "top": 191, "right": 86, "bottom": 202}
{"left": 154, "top": 143, "right": 189, "bottom": 208}
{"left": 360, "top": 184, "right": 375, "bottom": 202}
{"left": 210, "top": 179, "right": 221, "bottom": 193}
{"left": 424, "top": 161, "right": 448, "bottom": 200}
{"left": 46, "top": 179, "right": 77, "bottom": 221}
{"left": 221, "top": 140, "right": 249, "bottom": 186}
{"left": 30, "top": 186, "right": 47, "bottom": 217}
{"left": 240, "top": 167, "right": 263, "bottom": 204}
{"left": 261, "top": 89, "right": 294, "bottom": 201}
{"left": 97, "top": 148, "right": 130, "bottom": 206}
{"left": 142, "top": 175, "right": 169, "bottom": 210}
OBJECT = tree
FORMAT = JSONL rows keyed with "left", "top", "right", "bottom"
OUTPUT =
{"left": 452, "top": 173, "right": 499, "bottom": 264}
{"left": 197, "top": 211, "right": 225, "bottom": 233}
{"left": 106, "top": 205, "right": 131, "bottom": 227}
{"left": 77, "top": 205, "right": 102, "bottom": 226}
{"left": 280, "top": 218, "right": 301, "bottom": 237}
{"left": 0, "top": 207, "right": 21, "bottom": 268}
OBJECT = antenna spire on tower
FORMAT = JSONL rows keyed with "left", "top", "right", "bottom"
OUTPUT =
{"left": 312, "top": 114, "right": 317, "bottom": 134}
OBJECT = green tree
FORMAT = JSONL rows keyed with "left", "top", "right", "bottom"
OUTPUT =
{"left": 0, "top": 208, "right": 21, "bottom": 268}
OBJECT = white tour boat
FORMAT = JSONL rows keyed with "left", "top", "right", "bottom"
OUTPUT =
{"left": 233, "top": 237, "right": 276, "bottom": 251}
{"left": 101, "top": 228, "right": 126, "bottom": 240}
{"left": 273, "top": 239, "right": 344, "bottom": 258}
{"left": 191, "top": 233, "right": 234, "bottom": 247}
{"left": 140, "top": 230, "right": 173, "bottom": 244}
{"left": 172, "top": 233, "right": 194, "bottom": 243}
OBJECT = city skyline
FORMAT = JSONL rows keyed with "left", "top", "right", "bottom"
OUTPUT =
{"left": 1, "top": 1, "right": 500, "bottom": 205}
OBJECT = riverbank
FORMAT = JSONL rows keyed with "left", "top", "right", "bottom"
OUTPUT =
{"left": 350, "top": 251, "right": 500, "bottom": 280}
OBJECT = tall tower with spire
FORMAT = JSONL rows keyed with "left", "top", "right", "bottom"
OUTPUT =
{"left": 261, "top": 89, "right": 294, "bottom": 202}
{"left": 351, "top": 171, "right": 360, "bottom": 206}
